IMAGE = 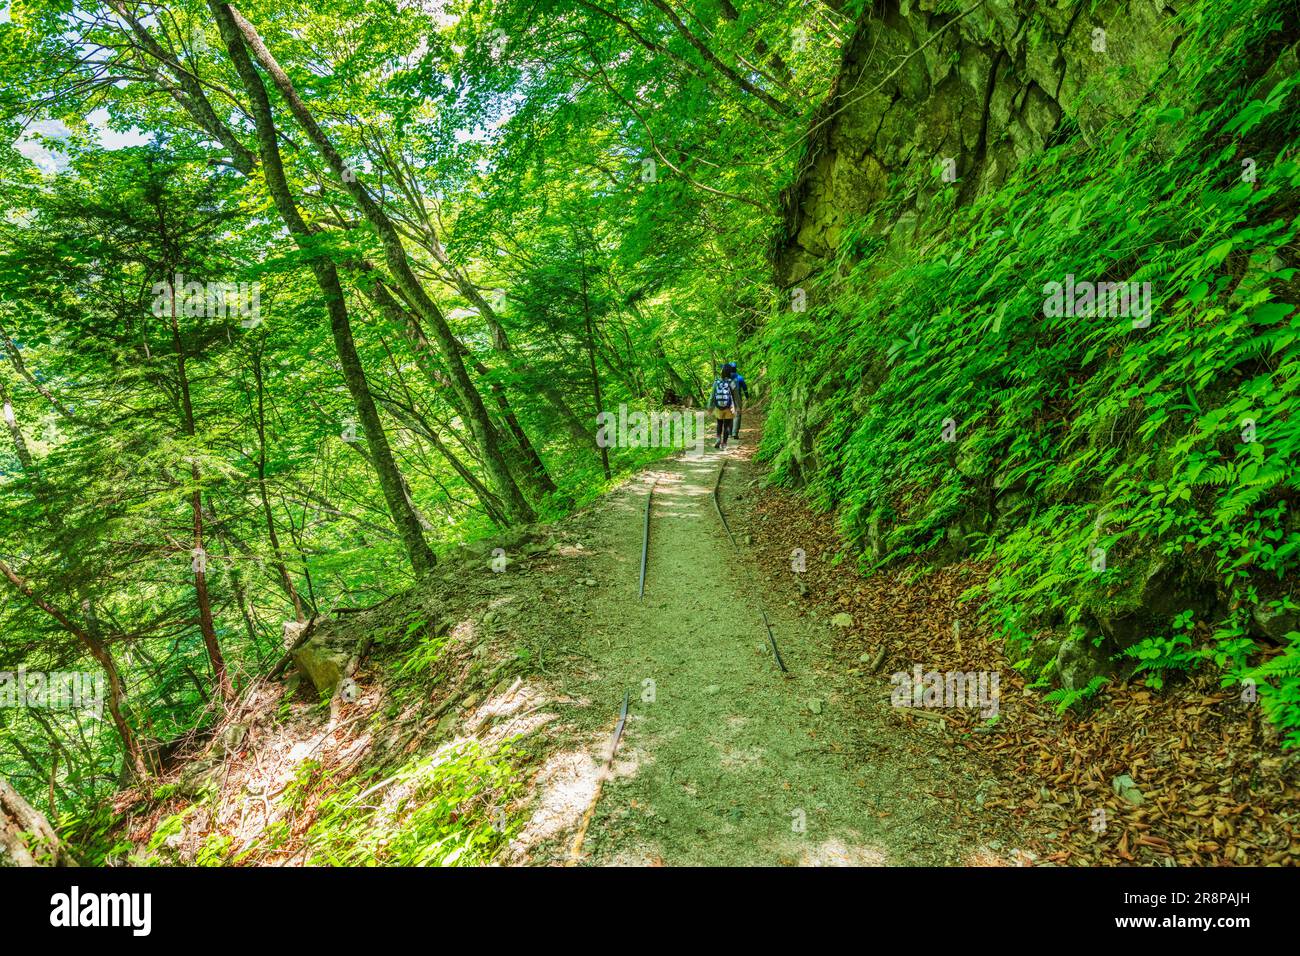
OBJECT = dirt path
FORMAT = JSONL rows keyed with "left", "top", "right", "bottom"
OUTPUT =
{"left": 517, "top": 415, "right": 1032, "bottom": 866}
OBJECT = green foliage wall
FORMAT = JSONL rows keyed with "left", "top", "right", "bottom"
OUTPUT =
{"left": 763, "top": 0, "right": 1300, "bottom": 743}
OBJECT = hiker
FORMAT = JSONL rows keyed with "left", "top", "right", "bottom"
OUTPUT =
{"left": 721, "top": 362, "right": 750, "bottom": 438}
{"left": 708, "top": 371, "right": 737, "bottom": 449}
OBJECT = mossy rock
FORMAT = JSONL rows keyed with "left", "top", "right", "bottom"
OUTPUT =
{"left": 176, "top": 759, "right": 223, "bottom": 798}
{"left": 1056, "top": 633, "right": 1113, "bottom": 692}
{"left": 293, "top": 634, "right": 355, "bottom": 697}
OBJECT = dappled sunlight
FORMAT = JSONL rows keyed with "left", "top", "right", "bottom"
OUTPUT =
{"left": 796, "top": 836, "right": 891, "bottom": 867}
{"left": 510, "top": 749, "right": 602, "bottom": 858}
{"left": 449, "top": 616, "right": 478, "bottom": 643}
{"left": 509, "top": 432, "right": 960, "bottom": 867}
{"left": 965, "top": 847, "right": 1013, "bottom": 866}
{"left": 509, "top": 732, "right": 648, "bottom": 863}
{"left": 461, "top": 676, "right": 556, "bottom": 743}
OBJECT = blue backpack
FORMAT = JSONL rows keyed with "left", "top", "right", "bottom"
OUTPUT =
{"left": 712, "top": 378, "right": 733, "bottom": 408}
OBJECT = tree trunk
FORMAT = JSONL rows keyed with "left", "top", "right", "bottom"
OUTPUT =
{"left": 0, "top": 560, "right": 149, "bottom": 781}
{"left": 207, "top": 494, "right": 263, "bottom": 651}
{"left": 364, "top": 275, "right": 557, "bottom": 502}
{"left": 210, "top": 2, "right": 438, "bottom": 574}
{"left": 251, "top": 342, "right": 305, "bottom": 620}
{"left": 578, "top": 251, "right": 611, "bottom": 479}
{"left": 652, "top": 336, "right": 697, "bottom": 405}
{"left": 0, "top": 378, "right": 35, "bottom": 471}
{"left": 167, "top": 289, "right": 234, "bottom": 704}
{"left": 0, "top": 318, "right": 77, "bottom": 420}
{"left": 0, "top": 775, "right": 78, "bottom": 866}
{"left": 406, "top": 234, "right": 562, "bottom": 496}
{"left": 222, "top": 2, "right": 535, "bottom": 525}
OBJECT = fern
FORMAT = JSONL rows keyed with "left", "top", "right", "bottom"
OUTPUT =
{"left": 1043, "top": 676, "right": 1110, "bottom": 714}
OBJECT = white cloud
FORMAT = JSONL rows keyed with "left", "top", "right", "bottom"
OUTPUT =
{"left": 87, "top": 108, "right": 150, "bottom": 150}
{"left": 14, "top": 119, "right": 71, "bottom": 174}
{"left": 12, "top": 110, "right": 150, "bottom": 175}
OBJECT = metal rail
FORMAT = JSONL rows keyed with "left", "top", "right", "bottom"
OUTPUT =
{"left": 636, "top": 458, "right": 787, "bottom": 673}
{"left": 569, "top": 690, "right": 633, "bottom": 864}
{"left": 639, "top": 478, "right": 656, "bottom": 600}
{"left": 582, "top": 441, "right": 789, "bottom": 860}
{"left": 759, "top": 606, "right": 789, "bottom": 673}
{"left": 711, "top": 459, "right": 738, "bottom": 548}
{"left": 712, "top": 458, "right": 789, "bottom": 674}
{"left": 609, "top": 690, "right": 631, "bottom": 759}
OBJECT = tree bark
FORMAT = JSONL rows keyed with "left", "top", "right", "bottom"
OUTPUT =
{"left": 209, "top": 2, "right": 438, "bottom": 575}
{"left": 251, "top": 341, "right": 306, "bottom": 620}
{"left": 0, "top": 377, "right": 35, "bottom": 471}
{"left": 221, "top": 2, "right": 534, "bottom": 525}
{"left": 363, "top": 274, "right": 557, "bottom": 501}
{"left": 165, "top": 298, "right": 234, "bottom": 704}
{"left": 578, "top": 248, "right": 611, "bottom": 479}
{"left": 0, "top": 775, "right": 78, "bottom": 866}
{"left": 717, "top": 0, "right": 794, "bottom": 90}
{"left": 0, "top": 319, "right": 76, "bottom": 420}
{"left": 390, "top": 217, "right": 561, "bottom": 496}
{"left": 0, "top": 560, "right": 148, "bottom": 781}
{"left": 645, "top": 0, "right": 793, "bottom": 117}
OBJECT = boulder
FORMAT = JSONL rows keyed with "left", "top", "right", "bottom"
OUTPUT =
{"left": 448, "top": 525, "right": 547, "bottom": 571}
{"left": 176, "top": 757, "right": 223, "bottom": 798}
{"left": 947, "top": 504, "right": 993, "bottom": 556}
{"left": 489, "top": 523, "right": 538, "bottom": 553}
{"left": 282, "top": 618, "right": 308, "bottom": 650}
{"left": 1088, "top": 555, "right": 1217, "bottom": 651}
{"left": 1055, "top": 633, "right": 1112, "bottom": 691}
{"left": 454, "top": 537, "right": 495, "bottom": 562}
{"left": 293, "top": 630, "right": 357, "bottom": 697}
{"left": 1250, "top": 600, "right": 1300, "bottom": 644}
{"left": 218, "top": 721, "right": 248, "bottom": 757}
{"left": 993, "top": 487, "right": 1032, "bottom": 526}
{"left": 1026, "top": 627, "right": 1069, "bottom": 677}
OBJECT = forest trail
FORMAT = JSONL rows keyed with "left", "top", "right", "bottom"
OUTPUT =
{"left": 519, "top": 413, "right": 1024, "bottom": 866}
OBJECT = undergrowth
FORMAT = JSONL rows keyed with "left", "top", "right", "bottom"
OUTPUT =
{"left": 764, "top": 0, "right": 1300, "bottom": 743}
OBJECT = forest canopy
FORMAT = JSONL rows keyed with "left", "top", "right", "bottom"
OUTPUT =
{"left": 0, "top": 0, "right": 830, "bottom": 854}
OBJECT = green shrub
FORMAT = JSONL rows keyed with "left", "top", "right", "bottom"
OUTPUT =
{"left": 765, "top": 0, "right": 1300, "bottom": 738}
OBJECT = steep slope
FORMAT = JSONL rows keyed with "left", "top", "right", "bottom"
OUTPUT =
{"left": 776, "top": 0, "right": 1182, "bottom": 286}
{"left": 110, "top": 418, "right": 1046, "bottom": 867}
{"left": 762, "top": 0, "right": 1300, "bottom": 739}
